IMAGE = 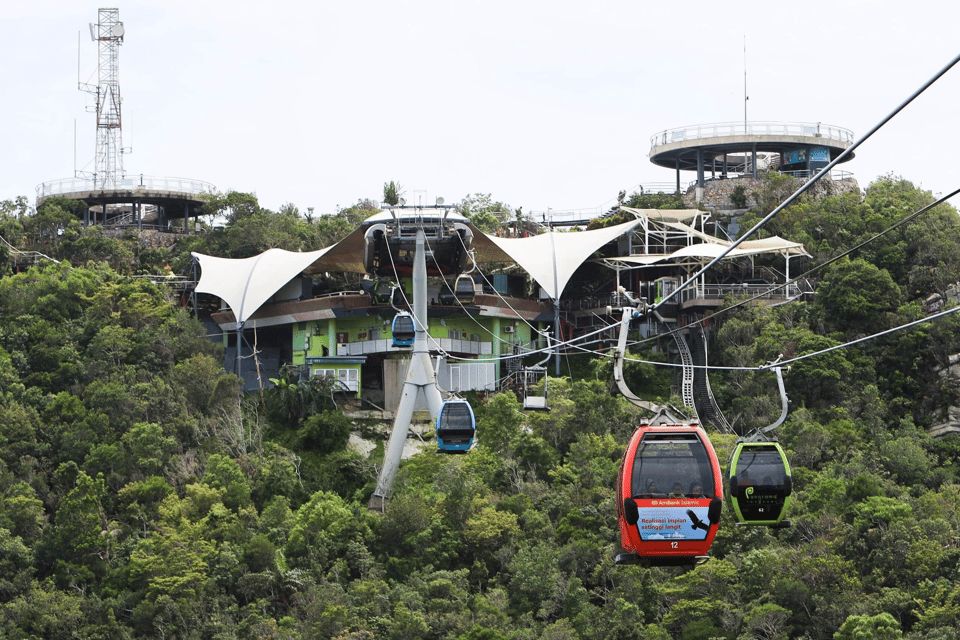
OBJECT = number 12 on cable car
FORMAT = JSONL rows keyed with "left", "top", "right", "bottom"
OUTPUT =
{"left": 615, "top": 423, "right": 723, "bottom": 566}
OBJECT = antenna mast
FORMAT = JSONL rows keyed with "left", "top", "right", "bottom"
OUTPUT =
{"left": 79, "top": 8, "right": 125, "bottom": 189}
{"left": 743, "top": 34, "right": 749, "bottom": 130}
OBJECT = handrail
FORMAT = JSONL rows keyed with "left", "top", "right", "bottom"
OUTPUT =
{"left": 37, "top": 174, "right": 216, "bottom": 200}
{"left": 651, "top": 121, "right": 855, "bottom": 153}
{"left": 687, "top": 169, "right": 856, "bottom": 189}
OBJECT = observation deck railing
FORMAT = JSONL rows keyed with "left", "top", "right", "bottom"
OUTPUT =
{"left": 650, "top": 121, "right": 855, "bottom": 154}
{"left": 37, "top": 174, "right": 216, "bottom": 199}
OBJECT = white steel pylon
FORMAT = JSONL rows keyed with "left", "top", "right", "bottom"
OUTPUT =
{"left": 368, "top": 229, "right": 443, "bottom": 511}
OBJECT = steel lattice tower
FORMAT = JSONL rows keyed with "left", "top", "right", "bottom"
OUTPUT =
{"left": 79, "top": 8, "right": 125, "bottom": 189}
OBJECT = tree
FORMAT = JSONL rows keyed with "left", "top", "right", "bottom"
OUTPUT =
{"left": 456, "top": 193, "right": 513, "bottom": 233}
{"left": 834, "top": 612, "right": 902, "bottom": 639}
{"left": 813, "top": 257, "right": 902, "bottom": 336}
{"left": 383, "top": 181, "right": 404, "bottom": 206}
{"left": 202, "top": 454, "right": 252, "bottom": 512}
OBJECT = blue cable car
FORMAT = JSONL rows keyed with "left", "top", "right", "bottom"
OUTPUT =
{"left": 436, "top": 399, "right": 475, "bottom": 453}
{"left": 391, "top": 312, "right": 415, "bottom": 347}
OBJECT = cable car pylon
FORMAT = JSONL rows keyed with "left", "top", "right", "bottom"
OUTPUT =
{"left": 368, "top": 229, "right": 443, "bottom": 512}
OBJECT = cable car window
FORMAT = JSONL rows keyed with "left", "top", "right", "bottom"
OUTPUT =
{"left": 734, "top": 449, "right": 786, "bottom": 487}
{"left": 630, "top": 434, "right": 715, "bottom": 498}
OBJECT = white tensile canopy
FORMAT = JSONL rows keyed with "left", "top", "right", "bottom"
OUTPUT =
{"left": 192, "top": 216, "right": 645, "bottom": 325}
{"left": 192, "top": 248, "right": 332, "bottom": 325}
{"left": 191, "top": 208, "right": 806, "bottom": 326}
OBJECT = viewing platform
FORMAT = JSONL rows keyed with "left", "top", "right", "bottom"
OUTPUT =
{"left": 36, "top": 174, "right": 216, "bottom": 230}
{"left": 648, "top": 121, "right": 855, "bottom": 194}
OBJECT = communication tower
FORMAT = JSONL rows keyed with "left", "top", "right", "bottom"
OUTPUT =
{"left": 79, "top": 8, "right": 126, "bottom": 190}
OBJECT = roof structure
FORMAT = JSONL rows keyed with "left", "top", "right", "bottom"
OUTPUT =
{"left": 601, "top": 207, "right": 808, "bottom": 269}
{"left": 191, "top": 208, "right": 806, "bottom": 327}
{"left": 193, "top": 248, "right": 333, "bottom": 325}
{"left": 193, "top": 215, "right": 643, "bottom": 326}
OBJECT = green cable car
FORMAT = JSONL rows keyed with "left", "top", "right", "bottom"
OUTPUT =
{"left": 727, "top": 364, "right": 793, "bottom": 527}
{"left": 728, "top": 441, "right": 792, "bottom": 528}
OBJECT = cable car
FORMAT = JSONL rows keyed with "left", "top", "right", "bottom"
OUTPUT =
{"left": 436, "top": 399, "right": 476, "bottom": 453}
{"left": 370, "top": 280, "right": 394, "bottom": 305}
{"left": 391, "top": 312, "right": 415, "bottom": 347}
{"left": 615, "top": 420, "right": 723, "bottom": 567}
{"left": 438, "top": 282, "right": 456, "bottom": 306}
{"left": 728, "top": 441, "right": 792, "bottom": 527}
{"left": 454, "top": 275, "right": 476, "bottom": 305}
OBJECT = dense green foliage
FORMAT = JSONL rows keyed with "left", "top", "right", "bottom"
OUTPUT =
{"left": 1, "top": 176, "right": 960, "bottom": 638}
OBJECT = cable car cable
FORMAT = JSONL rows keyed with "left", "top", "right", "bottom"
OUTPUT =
{"left": 760, "top": 303, "right": 960, "bottom": 369}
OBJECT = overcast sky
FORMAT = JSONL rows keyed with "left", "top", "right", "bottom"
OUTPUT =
{"left": 3, "top": 1, "right": 959, "bottom": 219}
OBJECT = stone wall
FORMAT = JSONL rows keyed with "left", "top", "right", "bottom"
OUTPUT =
{"left": 681, "top": 175, "right": 861, "bottom": 210}
{"left": 930, "top": 353, "right": 960, "bottom": 438}
{"left": 101, "top": 228, "right": 183, "bottom": 250}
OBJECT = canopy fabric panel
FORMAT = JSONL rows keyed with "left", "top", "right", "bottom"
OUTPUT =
{"left": 612, "top": 243, "right": 770, "bottom": 266}
{"left": 192, "top": 214, "right": 643, "bottom": 324}
{"left": 301, "top": 226, "right": 368, "bottom": 275}
{"left": 192, "top": 247, "right": 332, "bottom": 325}
{"left": 619, "top": 207, "right": 703, "bottom": 224}
{"left": 477, "top": 218, "right": 643, "bottom": 299}
{"left": 659, "top": 220, "right": 808, "bottom": 256}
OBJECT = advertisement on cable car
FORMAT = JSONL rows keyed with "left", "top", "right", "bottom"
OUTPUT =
{"left": 633, "top": 499, "right": 712, "bottom": 541}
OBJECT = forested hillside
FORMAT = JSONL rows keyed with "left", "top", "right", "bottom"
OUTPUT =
{"left": 2, "top": 176, "right": 960, "bottom": 639}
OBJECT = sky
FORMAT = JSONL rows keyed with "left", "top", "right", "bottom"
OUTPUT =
{"left": 3, "top": 0, "right": 960, "bottom": 220}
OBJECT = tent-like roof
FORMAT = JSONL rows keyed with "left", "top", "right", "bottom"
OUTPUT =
{"left": 193, "top": 247, "right": 332, "bottom": 325}
{"left": 475, "top": 218, "right": 643, "bottom": 299}
{"left": 193, "top": 214, "right": 644, "bottom": 326}
{"left": 602, "top": 207, "right": 808, "bottom": 270}
{"left": 618, "top": 207, "right": 703, "bottom": 224}
{"left": 610, "top": 242, "right": 791, "bottom": 267}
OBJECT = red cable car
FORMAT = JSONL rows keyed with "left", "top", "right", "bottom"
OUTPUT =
{"left": 615, "top": 419, "right": 723, "bottom": 567}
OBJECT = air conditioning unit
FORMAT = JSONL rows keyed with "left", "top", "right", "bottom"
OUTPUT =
{"left": 503, "top": 326, "right": 515, "bottom": 334}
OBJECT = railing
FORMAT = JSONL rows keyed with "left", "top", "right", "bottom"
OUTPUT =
{"left": 633, "top": 183, "right": 683, "bottom": 196}
{"left": 677, "top": 282, "right": 810, "bottom": 303}
{"left": 562, "top": 290, "right": 636, "bottom": 311}
{"left": 563, "top": 283, "right": 810, "bottom": 311}
{"left": 336, "top": 337, "right": 493, "bottom": 357}
{"left": 688, "top": 168, "right": 855, "bottom": 189}
{"left": 37, "top": 174, "right": 217, "bottom": 199}
{"left": 650, "top": 121, "right": 855, "bottom": 153}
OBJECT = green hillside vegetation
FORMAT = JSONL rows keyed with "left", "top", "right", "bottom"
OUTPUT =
{"left": 1, "top": 176, "right": 960, "bottom": 638}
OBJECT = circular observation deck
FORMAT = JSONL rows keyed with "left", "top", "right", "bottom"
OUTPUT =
{"left": 36, "top": 175, "right": 215, "bottom": 228}
{"left": 649, "top": 121, "right": 855, "bottom": 175}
